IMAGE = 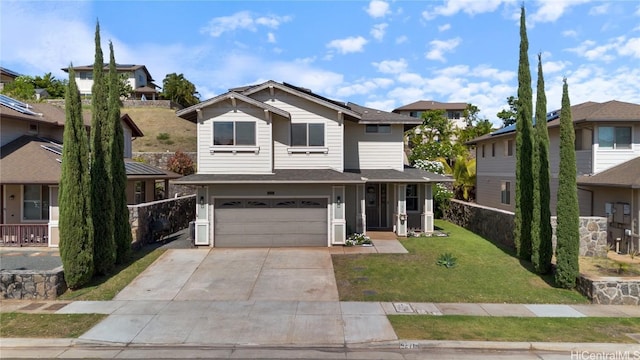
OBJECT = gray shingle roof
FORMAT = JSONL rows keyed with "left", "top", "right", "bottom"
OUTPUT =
{"left": 577, "top": 156, "right": 640, "bottom": 188}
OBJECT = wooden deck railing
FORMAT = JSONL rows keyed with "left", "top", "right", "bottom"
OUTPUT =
{"left": 0, "top": 224, "right": 48, "bottom": 247}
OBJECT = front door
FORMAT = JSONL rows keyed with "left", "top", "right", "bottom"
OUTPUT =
{"left": 365, "top": 183, "right": 387, "bottom": 229}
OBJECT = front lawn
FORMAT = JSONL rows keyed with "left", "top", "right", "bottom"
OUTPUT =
{"left": 0, "top": 313, "right": 106, "bottom": 338}
{"left": 333, "top": 220, "right": 587, "bottom": 303}
{"left": 390, "top": 316, "right": 640, "bottom": 343}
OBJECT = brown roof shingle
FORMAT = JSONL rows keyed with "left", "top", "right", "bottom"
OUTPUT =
{"left": 577, "top": 156, "right": 640, "bottom": 188}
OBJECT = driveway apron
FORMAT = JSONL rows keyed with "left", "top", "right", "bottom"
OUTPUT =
{"left": 78, "top": 248, "right": 397, "bottom": 346}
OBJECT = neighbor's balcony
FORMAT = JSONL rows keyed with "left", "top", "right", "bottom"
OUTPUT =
{"left": 0, "top": 224, "right": 48, "bottom": 247}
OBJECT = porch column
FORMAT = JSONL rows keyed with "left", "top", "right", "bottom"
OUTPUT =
{"left": 331, "top": 186, "right": 346, "bottom": 245}
{"left": 396, "top": 184, "right": 407, "bottom": 236}
{"left": 356, "top": 184, "right": 366, "bottom": 233}
{"left": 422, "top": 183, "right": 434, "bottom": 233}
{"left": 194, "top": 186, "right": 210, "bottom": 246}
{"left": 48, "top": 185, "right": 59, "bottom": 247}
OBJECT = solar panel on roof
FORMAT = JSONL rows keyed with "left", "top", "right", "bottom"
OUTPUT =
{"left": 41, "top": 142, "right": 63, "bottom": 156}
{"left": 490, "top": 109, "right": 561, "bottom": 137}
{"left": 0, "top": 94, "right": 42, "bottom": 116}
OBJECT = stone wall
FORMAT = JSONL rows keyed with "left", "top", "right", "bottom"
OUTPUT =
{"left": 128, "top": 195, "right": 196, "bottom": 247}
{"left": 132, "top": 152, "right": 197, "bottom": 197}
{"left": 577, "top": 275, "right": 640, "bottom": 305}
{"left": 1, "top": 267, "right": 66, "bottom": 300}
{"left": 444, "top": 200, "right": 608, "bottom": 257}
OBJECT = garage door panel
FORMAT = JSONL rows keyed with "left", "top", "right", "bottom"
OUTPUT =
{"left": 214, "top": 198, "right": 328, "bottom": 247}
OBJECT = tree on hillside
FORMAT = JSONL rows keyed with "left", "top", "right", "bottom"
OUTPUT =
{"left": 514, "top": 5, "right": 534, "bottom": 261}
{"left": 497, "top": 96, "right": 518, "bottom": 128}
{"left": 456, "top": 104, "right": 493, "bottom": 146}
{"left": 555, "top": 78, "right": 580, "bottom": 289}
{"left": 118, "top": 73, "right": 133, "bottom": 99}
{"left": 59, "top": 66, "right": 94, "bottom": 289}
{"left": 408, "top": 109, "right": 455, "bottom": 165}
{"left": 531, "top": 53, "right": 553, "bottom": 274}
{"left": 33, "top": 72, "right": 67, "bottom": 98}
{"left": 161, "top": 73, "right": 200, "bottom": 108}
{"left": 90, "top": 21, "right": 116, "bottom": 275}
{"left": 1, "top": 76, "right": 35, "bottom": 101}
{"left": 109, "top": 42, "right": 132, "bottom": 264}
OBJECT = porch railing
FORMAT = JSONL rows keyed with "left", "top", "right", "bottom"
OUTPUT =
{"left": 0, "top": 224, "right": 48, "bottom": 247}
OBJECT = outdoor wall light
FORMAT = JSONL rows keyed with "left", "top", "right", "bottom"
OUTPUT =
{"left": 337, "top": 196, "right": 342, "bottom": 207}
{"left": 199, "top": 196, "right": 204, "bottom": 208}
{"left": 9, "top": 195, "right": 15, "bottom": 200}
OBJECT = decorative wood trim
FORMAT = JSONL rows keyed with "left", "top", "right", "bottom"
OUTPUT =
{"left": 287, "top": 147, "right": 329, "bottom": 154}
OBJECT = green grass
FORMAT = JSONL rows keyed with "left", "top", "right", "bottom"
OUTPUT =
{"left": 58, "top": 247, "right": 165, "bottom": 301}
{"left": 389, "top": 316, "right": 640, "bottom": 343}
{"left": 333, "top": 220, "right": 587, "bottom": 303}
{"left": 0, "top": 313, "right": 106, "bottom": 338}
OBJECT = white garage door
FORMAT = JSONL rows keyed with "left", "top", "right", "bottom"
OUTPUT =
{"left": 214, "top": 198, "right": 328, "bottom": 247}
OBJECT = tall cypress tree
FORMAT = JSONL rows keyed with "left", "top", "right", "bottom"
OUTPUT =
{"left": 91, "top": 21, "right": 116, "bottom": 275}
{"left": 514, "top": 5, "right": 534, "bottom": 260}
{"left": 555, "top": 78, "right": 580, "bottom": 289}
{"left": 532, "top": 53, "right": 553, "bottom": 274}
{"left": 59, "top": 66, "right": 94, "bottom": 289}
{"left": 109, "top": 42, "right": 132, "bottom": 264}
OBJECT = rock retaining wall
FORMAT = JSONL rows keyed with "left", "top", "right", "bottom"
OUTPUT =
{"left": 128, "top": 195, "right": 196, "bottom": 247}
{"left": 0, "top": 267, "right": 66, "bottom": 300}
{"left": 577, "top": 275, "right": 640, "bottom": 305}
{"left": 444, "top": 200, "right": 608, "bottom": 257}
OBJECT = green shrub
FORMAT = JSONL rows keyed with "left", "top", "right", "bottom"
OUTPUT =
{"left": 436, "top": 253, "right": 457, "bottom": 268}
{"left": 156, "top": 133, "right": 170, "bottom": 141}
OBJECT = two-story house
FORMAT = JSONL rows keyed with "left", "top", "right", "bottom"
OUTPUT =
{"left": 61, "top": 64, "right": 160, "bottom": 100}
{"left": 468, "top": 100, "right": 640, "bottom": 251}
{"left": 0, "top": 94, "right": 180, "bottom": 247}
{"left": 0, "top": 67, "right": 21, "bottom": 91}
{"left": 393, "top": 100, "right": 467, "bottom": 129}
{"left": 174, "top": 81, "right": 450, "bottom": 247}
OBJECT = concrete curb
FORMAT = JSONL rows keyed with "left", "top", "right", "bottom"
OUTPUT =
{"left": 2, "top": 338, "right": 638, "bottom": 352}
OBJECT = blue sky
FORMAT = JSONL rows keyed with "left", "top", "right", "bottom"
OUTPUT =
{"left": 1, "top": 0, "right": 639, "bottom": 125}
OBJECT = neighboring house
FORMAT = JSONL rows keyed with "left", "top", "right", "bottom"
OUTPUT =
{"left": 0, "top": 67, "right": 21, "bottom": 91}
{"left": 61, "top": 64, "right": 160, "bottom": 100}
{"left": 468, "top": 100, "right": 640, "bottom": 251}
{"left": 0, "top": 94, "right": 180, "bottom": 247}
{"left": 174, "top": 81, "right": 451, "bottom": 248}
{"left": 393, "top": 100, "right": 468, "bottom": 129}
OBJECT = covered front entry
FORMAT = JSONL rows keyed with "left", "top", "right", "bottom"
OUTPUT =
{"left": 213, "top": 198, "right": 328, "bottom": 247}
{"left": 365, "top": 183, "right": 389, "bottom": 229}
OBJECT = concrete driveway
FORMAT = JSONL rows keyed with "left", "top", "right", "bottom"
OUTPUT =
{"left": 66, "top": 248, "right": 396, "bottom": 346}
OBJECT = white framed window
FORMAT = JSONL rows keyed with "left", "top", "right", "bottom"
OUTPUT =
{"left": 491, "top": 143, "right": 496, "bottom": 157}
{"left": 447, "top": 111, "right": 461, "bottom": 120}
{"left": 365, "top": 124, "right": 391, "bottom": 134}
{"left": 213, "top": 121, "right": 256, "bottom": 146}
{"left": 406, "top": 184, "right": 419, "bottom": 212}
{"left": 291, "top": 123, "right": 324, "bottom": 147}
{"left": 23, "top": 185, "right": 49, "bottom": 221}
{"left": 79, "top": 71, "right": 92, "bottom": 80}
{"left": 500, "top": 181, "right": 511, "bottom": 205}
{"left": 598, "top": 126, "right": 631, "bottom": 149}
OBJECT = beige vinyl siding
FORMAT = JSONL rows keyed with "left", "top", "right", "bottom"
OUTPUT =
{"left": 207, "top": 183, "right": 332, "bottom": 198}
{"left": 253, "top": 91, "right": 343, "bottom": 171}
{"left": 475, "top": 175, "right": 516, "bottom": 212}
{"left": 0, "top": 119, "right": 28, "bottom": 146}
{"left": 474, "top": 136, "right": 516, "bottom": 177}
{"left": 197, "top": 103, "right": 272, "bottom": 174}
{"left": 343, "top": 121, "right": 404, "bottom": 170}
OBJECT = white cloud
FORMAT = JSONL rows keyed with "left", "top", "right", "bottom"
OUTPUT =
{"left": 267, "top": 33, "right": 276, "bottom": 43}
{"left": 395, "top": 35, "right": 408, "bottom": 44}
{"left": 364, "top": 99, "right": 396, "bottom": 112}
{"left": 530, "top": 0, "right": 590, "bottom": 24}
{"left": 618, "top": 37, "right": 640, "bottom": 58}
{"left": 435, "top": 65, "right": 470, "bottom": 77}
{"left": 200, "top": 11, "right": 291, "bottom": 37}
{"left": 438, "top": 23, "right": 451, "bottom": 32}
{"left": 566, "top": 37, "right": 639, "bottom": 62}
{"left": 372, "top": 59, "right": 408, "bottom": 74}
{"left": 562, "top": 29, "right": 578, "bottom": 38}
{"left": 335, "top": 78, "right": 393, "bottom": 97}
{"left": 425, "top": 37, "right": 461, "bottom": 62}
{"left": 366, "top": 0, "right": 390, "bottom": 18}
{"left": 422, "top": 0, "right": 506, "bottom": 20}
{"left": 472, "top": 65, "right": 515, "bottom": 83}
{"left": 542, "top": 60, "right": 570, "bottom": 74}
{"left": 370, "top": 23, "right": 388, "bottom": 41}
{"left": 327, "top": 36, "right": 368, "bottom": 54}
{"left": 588, "top": 3, "right": 609, "bottom": 15}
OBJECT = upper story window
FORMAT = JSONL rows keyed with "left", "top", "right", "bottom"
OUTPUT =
{"left": 491, "top": 142, "right": 496, "bottom": 157}
{"left": 500, "top": 181, "right": 511, "bottom": 205}
{"left": 505, "top": 139, "right": 514, "bottom": 157}
{"left": 481, "top": 144, "right": 485, "bottom": 158}
{"left": 213, "top": 121, "right": 256, "bottom": 146}
{"left": 447, "top": 111, "right": 461, "bottom": 120}
{"left": 365, "top": 124, "right": 391, "bottom": 134}
{"left": 409, "top": 111, "right": 420, "bottom": 118}
{"left": 598, "top": 126, "right": 631, "bottom": 149}
{"left": 291, "top": 123, "right": 324, "bottom": 147}
{"left": 79, "top": 71, "right": 92, "bottom": 80}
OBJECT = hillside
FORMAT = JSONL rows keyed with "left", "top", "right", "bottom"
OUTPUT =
{"left": 123, "top": 107, "right": 197, "bottom": 153}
